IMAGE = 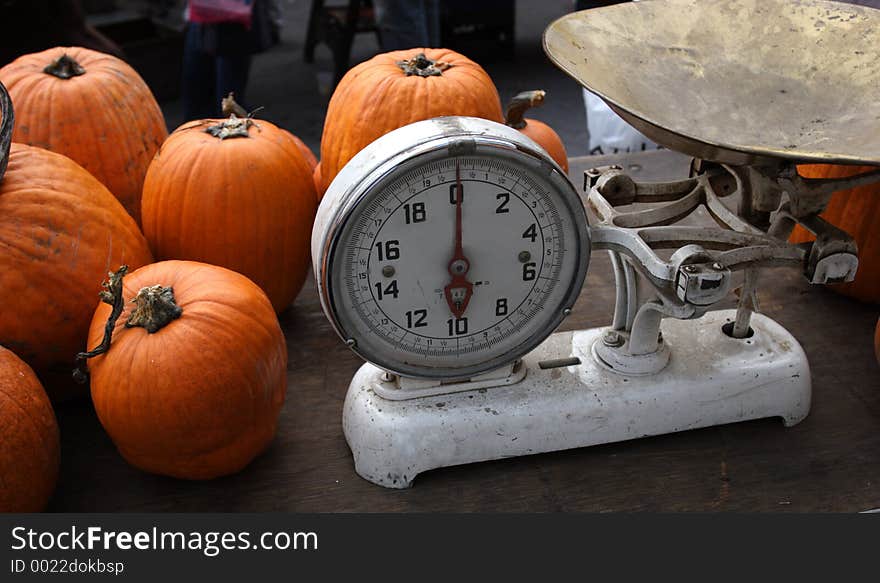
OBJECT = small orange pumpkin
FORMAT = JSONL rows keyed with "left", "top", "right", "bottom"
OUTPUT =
{"left": 0, "top": 345, "right": 60, "bottom": 512}
{"left": 790, "top": 164, "right": 880, "bottom": 303}
{"left": 82, "top": 261, "right": 287, "bottom": 480}
{"left": 0, "top": 47, "right": 168, "bottom": 224}
{"left": 141, "top": 112, "right": 317, "bottom": 313}
{"left": 316, "top": 48, "right": 505, "bottom": 196}
{"left": 1, "top": 80, "right": 153, "bottom": 398}
{"left": 313, "top": 162, "right": 323, "bottom": 202}
{"left": 505, "top": 90, "right": 569, "bottom": 173}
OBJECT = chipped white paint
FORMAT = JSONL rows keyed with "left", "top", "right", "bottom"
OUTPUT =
{"left": 343, "top": 310, "right": 810, "bottom": 488}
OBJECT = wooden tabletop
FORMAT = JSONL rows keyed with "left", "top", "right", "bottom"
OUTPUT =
{"left": 48, "top": 149, "right": 880, "bottom": 512}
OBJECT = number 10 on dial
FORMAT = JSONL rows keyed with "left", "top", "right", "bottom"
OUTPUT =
{"left": 314, "top": 117, "right": 589, "bottom": 380}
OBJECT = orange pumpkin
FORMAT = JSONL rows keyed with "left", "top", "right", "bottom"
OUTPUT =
{"left": 505, "top": 90, "right": 569, "bottom": 173}
{"left": 313, "top": 161, "right": 323, "bottom": 202}
{"left": 0, "top": 345, "right": 60, "bottom": 512}
{"left": 83, "top": 261, "right": 287, "bottom": 479}
{"left": 875, "top": 318, "right": 880, "bottom": 365}
{"left": 790, "top": 164, "right": 880, "bottom": 303}
{"left": 0, "top": 47, "right": 168, "bottom": 225}
{"left": 292, "top": 134, "right": 318, "bottom": 171}
{"left": 141, "top": 114, "right": 317, "bottom": 313}
{"left": 1, "top": 85, "right": 153, "bottom": 399}
{"left": 316, "top": 48, "right": 505, "bottom": 197}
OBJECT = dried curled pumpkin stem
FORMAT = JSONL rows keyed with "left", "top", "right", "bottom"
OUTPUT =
{"left": 505, "top": 90, "right": 546, "bottom": 130}
{"left": 204, "top": 93, "right": 265, "bottom": 139}
{"left": 73, "top": 268, "right": 184, "bottom": 383}
{"left": 125, "top": 285, "right": 183, "bottom": 333}
{"left": 73, "top": 265, "right": 129, "bottom": 384}
{"left": 205, "top": 114, "right": 256, "bottom": 139}
{"left": 396, "top": 52, "right": 452, "bottom": 77}
{"left": 0, "top": 80, "right": 12, "bottom": 184}
{"left": 44, "top": 54, "right": 86, "bottom": 79}
{"left": 221, "top": 92, "right": 248, "bottom": 117}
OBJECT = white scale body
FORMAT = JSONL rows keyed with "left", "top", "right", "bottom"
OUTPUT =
{"left": 343, "top": 313, "right": 809, "bottom": 488}
{"left": 312, "top": 117, "right": 814, "bottom": 489}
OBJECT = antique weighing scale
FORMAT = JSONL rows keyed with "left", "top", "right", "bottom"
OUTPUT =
{"left": 312, "top": 0, "right": 880, "bottom": 488}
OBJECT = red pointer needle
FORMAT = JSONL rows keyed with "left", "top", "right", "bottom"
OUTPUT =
{"left": 444, "top": 163, "right": 474, "bottom": 319}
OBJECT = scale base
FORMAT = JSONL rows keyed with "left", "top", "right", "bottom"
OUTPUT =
{"left": 342, "top": 310, "right": 811, "bottom": 489}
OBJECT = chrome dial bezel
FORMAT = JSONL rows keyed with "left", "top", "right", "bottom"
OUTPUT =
{"left": 312, "top": 117, "right": 590, "bottom": 379}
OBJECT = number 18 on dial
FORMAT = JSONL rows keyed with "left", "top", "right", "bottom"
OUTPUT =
{"left": 312, "top": 117, "right": 589, "bottom": 380}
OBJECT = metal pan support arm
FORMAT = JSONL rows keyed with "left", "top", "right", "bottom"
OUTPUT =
{"left": 583, "top": 162, "right": 879, "bottom": 375}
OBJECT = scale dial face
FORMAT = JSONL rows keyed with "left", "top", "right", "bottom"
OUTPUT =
{"left": 314, "top": 118, "right": 589, "bottom": 379}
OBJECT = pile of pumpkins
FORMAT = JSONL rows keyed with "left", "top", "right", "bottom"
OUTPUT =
{"left": 0, "top": 46, "right": 571, "bottom": 512}
{"left": 1, "top": 45, "right": 876, "bottom": 513}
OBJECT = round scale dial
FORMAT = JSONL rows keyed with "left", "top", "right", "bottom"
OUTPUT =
{"left": 313, "top": 117, "right": 589, "bottom": 379}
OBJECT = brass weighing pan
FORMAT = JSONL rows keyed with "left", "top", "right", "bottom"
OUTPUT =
{"left": 544, "top": 0, "right": 880, "bottom": 166}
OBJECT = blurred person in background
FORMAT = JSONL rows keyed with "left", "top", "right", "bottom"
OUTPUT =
{"left": 181, "top": 0, "right": 279, "bottom": 120}
{"left": 372, "top": 0, "right": 440, "bottom": 51}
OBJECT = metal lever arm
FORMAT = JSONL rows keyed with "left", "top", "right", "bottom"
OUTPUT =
{"left": 582, "top": 162, "right": 871, "bottom": 372}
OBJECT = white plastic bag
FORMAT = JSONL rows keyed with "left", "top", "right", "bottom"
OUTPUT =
{"left": 583, "top": 88, "right": 660, "bottom": 155}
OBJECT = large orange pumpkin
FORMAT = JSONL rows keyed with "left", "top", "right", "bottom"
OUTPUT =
{"left": 141, "top": 114, "right": 317, "bottom": 313}
{"left": 790, "top": 164, "right": 880, "bottom": 303}
{"left": 82, "top": 261, "right": 287, "bottom": 479}
{"left": 292, "top": 134, "right": 318, "bottom": 171}
{"left": 0, "top": 47, "right": 168, "bottom": 224}
{"left": 0, "top": 345, "right": 60, "bottom": 512}
{"left": 505, "top": 90, "right": 569, "bottom": 173}
{"left": 316, "top": 48, "right": 505, "bottom": 196}
{"left": 0, "top": 97, "right": 153, "bottom": 398}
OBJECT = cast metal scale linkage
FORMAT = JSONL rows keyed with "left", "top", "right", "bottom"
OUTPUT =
{"left": 583, "top": 160, "right": 880, "bottom": 376}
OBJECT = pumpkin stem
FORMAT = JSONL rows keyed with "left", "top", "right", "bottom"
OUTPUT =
{"left": 73, "top": 266, "right": 129, "bottom": 384}
{"left": 505, "top": 90, "right": 546, "bottom": 130}
{"left": 44, "top": 54, "right": 86, "bottom": 79}
{"left": 0, "top": 80, "right": 12, "bottom": 185}
{"left": 396, "top": 52, "right": 452, "bottom": 77}
{"left": 125, "top": 285, "right": 183, "bottom": 333}
{"left": 205, "top": 113, "right": 258, "bottom": 140}
{"left": 221, "top": 92, "right": 265, "bottom": 119}
{"left": 222, "top": 92, "right": 248, "bottom": 117}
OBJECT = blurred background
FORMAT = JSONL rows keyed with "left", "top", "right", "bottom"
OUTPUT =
{"left": 0, "top": 0, "right": 596, "bottom": 157}
{"left": 2, "top": 0, "right": 878, "bottom": 160}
